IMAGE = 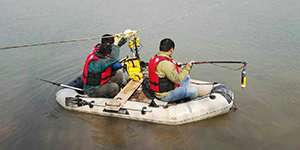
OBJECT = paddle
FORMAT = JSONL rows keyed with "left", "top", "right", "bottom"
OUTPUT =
{"left": 65, "top": 97, "right": 152, "bottom": 114}
{"left": 35, "top": 77, "right": 84, "bottom": 91}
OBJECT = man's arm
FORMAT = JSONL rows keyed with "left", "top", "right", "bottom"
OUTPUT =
{"left": 156, "top": 61, "right": 192, "bottom": 84}
{"left": 92, "top": 37, "right": 127, "bottom": 71}
{"left": 109, "top": 37, "right": 126, "bottom": 61}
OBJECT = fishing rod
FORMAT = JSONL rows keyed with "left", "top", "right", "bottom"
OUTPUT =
{"left": 35, "top": 77, "right": 84, "bottom": 91}
{"left": 36, "top": 56, "right": 129, "bottom": 91}
{"left": 180, "top": 60, "right": 247, "bottom": 68}
{"left": 179, "top": 60, "right": 247, "bottom": 70}
{"left": 179, "top": 61, "right": 248, "bottom": 88}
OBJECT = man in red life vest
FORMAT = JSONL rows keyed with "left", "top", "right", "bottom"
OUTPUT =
{"left": 148, "top": 38, "right": 198, "bottom": 102}
{"left": 82, "top": 31, "right": 136, "bottom": 98}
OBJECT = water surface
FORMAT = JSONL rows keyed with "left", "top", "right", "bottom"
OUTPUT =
{"left": 1, "top": 0, "right": 300, "bottom": 149}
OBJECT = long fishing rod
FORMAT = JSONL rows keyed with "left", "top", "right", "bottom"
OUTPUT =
{"left": 179, "top": 61, "right": 247, "bottom": 71}
{"left": 194, "top": 60, "right": 247, "bottom": 64}
{"left": 35, "top": 77, "right": 84, "bottom": 91}
{"left": 180, "top": 61, "right": 247, "bottom": 69}
{"left": 179, "top": 61, "right": 248, "bottom": 88}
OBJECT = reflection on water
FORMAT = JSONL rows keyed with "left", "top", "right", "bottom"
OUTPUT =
{"left": 67, "top": 111, "right": 233, "bottom": 149}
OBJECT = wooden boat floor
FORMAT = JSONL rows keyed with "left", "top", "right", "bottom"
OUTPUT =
{"left": 128, "top": 87, "right": 153, "bottom": 104}
{"left": 128, "top": 86, "right": 192, "bottom": 106}
{"left": 125, "top": 75, "right": 195, "bottom": 105}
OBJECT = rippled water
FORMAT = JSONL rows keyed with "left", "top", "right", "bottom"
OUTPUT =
{"left": 1, "top": 0, "right": 300, "bottom": 149}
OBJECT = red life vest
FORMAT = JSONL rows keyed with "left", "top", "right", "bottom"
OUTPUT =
{"left": 92, "top": 43, "right": 101, "bottom": 53}
{"left": 82, "top": 46, "right": 112, "bottom": 86}
{"left": 148, "top": 55, "right": 180, "bottom": 93}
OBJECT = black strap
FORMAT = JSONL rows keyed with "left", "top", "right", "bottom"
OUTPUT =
{"left": 149, "top": 80, "right": 159, "bottom": 85}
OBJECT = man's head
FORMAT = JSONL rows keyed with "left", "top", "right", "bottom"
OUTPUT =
{"left": 101, "top": 34, "right": 114, "bottom": 45}
{"left": 98, "top": 44, "right": 112, "bottom": 58}
{"left": 159, "top": 38, "right": 175, "bottom": 52}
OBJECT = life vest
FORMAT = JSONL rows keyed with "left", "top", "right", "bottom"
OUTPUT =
{"left": 148, "top": 55, "right": 179, "bottom": 93}
{"left": 92, "top": 43, "right": 101, "bottom": 53}
{"left": 82, "top": 48, "right": 112, "bottom": 86}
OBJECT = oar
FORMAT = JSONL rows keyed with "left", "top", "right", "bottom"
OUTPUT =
{"left": 35, "top": 77, "right": 84, "bottom": 91}
{"left": 66, "top": 97, "right": 152, "bottom": 114}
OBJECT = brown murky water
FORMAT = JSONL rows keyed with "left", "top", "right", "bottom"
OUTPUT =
{"left": 1, "top": 0, "right": 300, "bottom": 149}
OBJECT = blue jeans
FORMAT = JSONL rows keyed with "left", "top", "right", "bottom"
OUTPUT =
{"left": 161, "top": 75, "right": 198, "bottom": 102}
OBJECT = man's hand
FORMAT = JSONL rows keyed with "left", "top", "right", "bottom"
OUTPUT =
{"left": 124, "top": 30, "right": 137, "bottom": 39}
{"left": 114, "top": 33, "right": 122, "bottom": 45}
{"left": 177, "top": 62, "right": 183, "bottom": 68}
{"left": 187, "top": 60, "right": 195, "bottom": 67}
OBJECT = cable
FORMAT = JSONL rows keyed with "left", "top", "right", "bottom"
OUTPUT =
{"left": 0, "top": 0, "right": 234, "bottom": 50}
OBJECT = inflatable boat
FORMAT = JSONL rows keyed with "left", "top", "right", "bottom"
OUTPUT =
{"left": 55, "top": 74, "right": 236, "bottom": 125}
{"left": 53, "top": 35, "right": 244, "bottom": 125}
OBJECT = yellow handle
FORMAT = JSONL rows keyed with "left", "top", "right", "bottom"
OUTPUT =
{"left": 241, "top": 68, "right": 247, "bottom": 88}
{"left": 241, "top": 76, "right": 246, "bottom": 88}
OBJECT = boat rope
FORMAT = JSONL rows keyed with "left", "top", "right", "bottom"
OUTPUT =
{"left": 0, "top": 0, "right": 234, "bottom": 50}
{"left": 136, "top": 0, "right": 234, "bottom": 32}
